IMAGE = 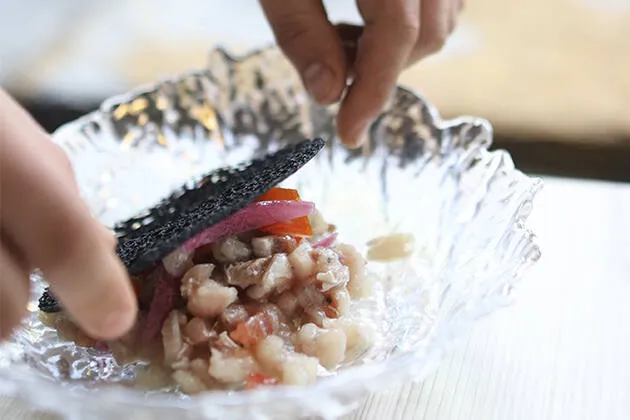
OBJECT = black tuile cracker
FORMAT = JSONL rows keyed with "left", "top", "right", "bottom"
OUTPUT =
{"left": 39, "top": 287, "right": 61, "bottom": 313}
{"left": 38, "top": 138, "right": 325, "bottom": 313}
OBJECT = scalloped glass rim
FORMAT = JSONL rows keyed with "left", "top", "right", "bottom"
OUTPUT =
{"left": 0, "top": 47, "right": 542, "bottom": 419}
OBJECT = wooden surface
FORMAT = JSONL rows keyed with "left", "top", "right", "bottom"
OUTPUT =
{"left": 3, "top": 176, "right": 629, "bottom": 419}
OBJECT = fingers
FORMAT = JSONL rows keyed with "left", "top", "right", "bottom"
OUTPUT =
{"left": 0, "top": 244, "right": 29, "bottom": 340}
{"left": 335, "top": 23, "right": 363, "bottom": 74}
{"left": 0, "top": 90, "right": 137, "bottom": 340}
{"left": 336, "top": 0, "right": 420, "bottom": 147}
{"left": 259, "top": 0, "right": 348, "bottom": 105}
{"left": 410, "top": 0, "right": 459, "bottom": 63}
{"left": 448, "top": 0, "right": 464, "bottom": 33}
{"left": 260, "top": 0, "right": 458, "bottom": 148}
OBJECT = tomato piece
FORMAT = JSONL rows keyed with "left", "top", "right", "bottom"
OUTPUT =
{"left": 259, "top": 217, "right": 313, "bottom": 237}
{"left": 256, "top": 188, "right": 313, "bottom": 237}
{"left": 255, "top": 187, "right": 300, "bottom": 202}
{"left": 244, "top": 372, "right": 278, "bottom": 390}
{"left": 230, "top": 312, "right": 274, "bottom": 347}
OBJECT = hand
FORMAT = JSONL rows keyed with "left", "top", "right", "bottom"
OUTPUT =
{"left": 0, "top": 89, "right": 137, "bottom": 341}
{"left": 259, "top": 0, "right": 463, "bottom": 148}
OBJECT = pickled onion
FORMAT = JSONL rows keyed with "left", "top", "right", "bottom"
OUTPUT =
{"left": 141, "top": 266, "right": 179, "bottom": 344}
{"left": 181, "top": 200, "right": 315, "bottom": 252}
{"left": 313, "top": 232, "right": 338, "bottom": 248}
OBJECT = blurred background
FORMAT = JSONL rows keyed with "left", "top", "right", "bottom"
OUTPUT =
{"left": 1, "top": 0, "right": 629, "bottom": 181}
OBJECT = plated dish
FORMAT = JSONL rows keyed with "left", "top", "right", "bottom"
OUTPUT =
{"left": 38, "top": 139, "right": 377, "bottom": 392}
{"left": 0, "top": 47, "right": 541, "bottom": 420}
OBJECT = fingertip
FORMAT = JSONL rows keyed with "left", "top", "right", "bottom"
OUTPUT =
{"left": 81, "top": 300, "right": 137, "bottom": 341}
{"left": 52, "top": 249, "right": 138, "bottom": 341}
{"left": 89, "top": 256, "right": 137, "bottom": 340}
{"left": 96, "top": 299, "right": 137, "bottom": 340}
{"left": 336, "top": 114, "right": 368, "bottom": 149}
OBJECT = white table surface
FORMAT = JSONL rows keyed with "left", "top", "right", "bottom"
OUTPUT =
{"left": 2, "top": 175, "right": 629, "bottom": 419}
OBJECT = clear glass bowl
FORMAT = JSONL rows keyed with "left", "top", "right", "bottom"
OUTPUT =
{"left": 0, "top": 47, "right": 542, "bottom": 420}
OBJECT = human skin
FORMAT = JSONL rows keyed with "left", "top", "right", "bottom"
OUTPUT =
{"left": 0, "top": 0, "right": 461, "bottom": 341}
{"left": 259, "top": 0, "right": 463, "bottom": 147}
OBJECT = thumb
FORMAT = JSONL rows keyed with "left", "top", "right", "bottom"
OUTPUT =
{"left": 259, "top": 0, "right": 347, "bottom": 105}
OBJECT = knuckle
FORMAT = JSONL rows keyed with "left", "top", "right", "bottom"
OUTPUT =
{"left": 271, "top": 16, "right": 315, "bottom": 52}
{"left": 397, "top": 16, "right": 420, "bottom": 42}
{"left": 422, "top": 28, "right": 448, "bottom": 53}
{"left": 370, "top": 11, "right": 419, "bottom": 45}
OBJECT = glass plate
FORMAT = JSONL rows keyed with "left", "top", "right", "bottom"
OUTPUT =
{"left": 0, "top": 47, "right": 542, "bottom": 420}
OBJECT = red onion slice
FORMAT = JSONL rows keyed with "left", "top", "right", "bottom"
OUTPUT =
{"left": 313, "top": 232, "right": 338, "bottom": 249}
{"left": 182, "top": 200, "right": 315, "bottom": 252}
{"left": 141, "top": 266, "right": 180, "bottom": 344}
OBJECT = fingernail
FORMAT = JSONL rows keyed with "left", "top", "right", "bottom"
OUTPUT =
{"left": 304, "top": 63, "right": 335, "bottom": 105}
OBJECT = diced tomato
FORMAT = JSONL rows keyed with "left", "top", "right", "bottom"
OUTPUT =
{"left": 244, "top": 372, "right": 278, "bottom": 390}
{"left": 256, "top": 188, "right": 313, "bottom": 237}
{"left": 255, "top": 187, "right": 300, "bottom": 202}
{"left": 259, "top": 217, "right": 313, "bottom": 237}
{"left": 229, "top": 311, "right": 276, "bottom": 347}
{"left": 229, "top": 305, "right": 282, "bottom": 347}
